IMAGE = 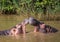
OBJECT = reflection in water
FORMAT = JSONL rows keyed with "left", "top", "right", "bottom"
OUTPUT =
{"left": 33, "top": 32, "right": 46, "bottom": 42}
{"left": 10, "top": 35, "right": 20, "bottom": 39}
{"left": 10, "top": 34, "right": 26, "bottom": 40}
{"left": 0, "top": 32, "right": 54, "bottom": 42}
{"left": 10, "top": 32, "right": 46, "bottom": 42}
{"left": 23, "top": 32, "right": 46, "bottom": 42}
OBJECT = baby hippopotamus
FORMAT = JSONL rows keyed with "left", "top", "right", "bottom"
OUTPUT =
{"left": 28, "top": 17, "right": 45, "bottom": 33}
{"left": 29, "top": 17, "right": 58, "bottom": 33}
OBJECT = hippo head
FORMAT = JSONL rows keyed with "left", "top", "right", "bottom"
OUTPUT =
{"left": 28, "top": 17, "right": 39, "bottom": 26}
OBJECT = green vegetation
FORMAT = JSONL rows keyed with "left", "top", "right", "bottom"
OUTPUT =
{"left": 0, "top": 0, "right": 18, "bottom": 14}
{"left": 0, "top": 0, "right": 60, "bottom": 20}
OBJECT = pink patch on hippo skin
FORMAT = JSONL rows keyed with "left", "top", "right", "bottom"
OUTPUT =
{"left": 40, "top": 24, "right": 45, "bottom": 29}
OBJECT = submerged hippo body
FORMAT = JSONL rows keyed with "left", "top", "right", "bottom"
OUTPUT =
{"left": 45, "top": 25, "right": 58, "bottom": 33}
{"left": 0, "top": 30, "right": 10, "bottom": 35}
